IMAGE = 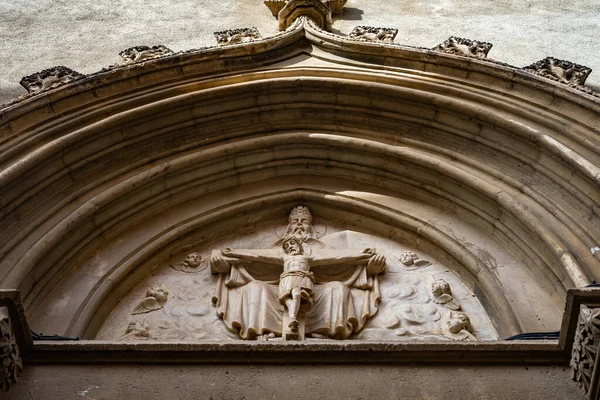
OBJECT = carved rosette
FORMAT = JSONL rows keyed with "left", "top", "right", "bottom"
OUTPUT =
{"left": 348, "top": 26, "right": 398, "bottom": 43}
{"left": 0, "top": 314, "right": 22, "bottom": 393}
{"left": 523, "top": 57, "right": 597, "bottom": 96}
{"left": 119, "top": 45, "right": 174, "bottom": 64}
{"left": 571, "top": 305, "right": 600, "bottom": 396}
{"left": 214, "top": 28, "right": 262, "bottom": 46}
{"left": 19, "top": 66, "right": 84, "bottom": 94}
{"left": 432, "top": 37, "right": 492, "bottom": 60}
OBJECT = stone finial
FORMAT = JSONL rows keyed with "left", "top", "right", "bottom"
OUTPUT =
{"left": 265, "top": 0, "right": 345, "bottom": 17}
{"left": 119, "top": 45, "right": 174, "bottom": 65}
{"left": 214, "top": 27, "right": 262, "bottom": 46}
{"left": 432, "top": 37, "right": 492, "bottom": 60}
{"left": 19, "top": 66, "right": 84, "bottom": 94}
{"left": 571, "top": 304, "right": 600, "bottom": 397}
{"left": 348, "top": 26, "right": 398, "bottom": 43}
{"left": 523, "top": 57, "right": 592, "bottom": 87}
{"left": 0, "top": 310, "right": 22, "bottom": 393}
{"left": 278, "top": 0, "right": 332, "bottom": 31}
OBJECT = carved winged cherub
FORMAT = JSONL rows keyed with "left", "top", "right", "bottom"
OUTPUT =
{"left": 132, "top": 285, "right": 169, "bottom": 315}
{"left": 431, "top": 278, "right": 461, "bottom": 311}
{"left": 399, "top": 251, "right": 432, "bottom": 268}
{"left": 171, "top": 252, "right": 208, "bottom": 273}
{"left": 120, "top": 321, "right": 153, "bottom": 341}
{"left": 444, "top": 311, "right": 476, "bottom": 341}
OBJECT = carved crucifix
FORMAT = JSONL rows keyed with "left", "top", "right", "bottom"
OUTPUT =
{"left": 211, "top": 233, "right": 385, "bottom": 340}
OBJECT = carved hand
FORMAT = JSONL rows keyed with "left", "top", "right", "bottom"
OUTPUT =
{"left": 366, "top": 253, "right": 386, "bottom": 275}
{"left": 362, "top": 248, "right": 376, "bottom": 255}
{"left": 211, "top": 254, "right": 231, "bottom": 274}
{"left": 221, "top": 248, "right": 233, "bottom": 255}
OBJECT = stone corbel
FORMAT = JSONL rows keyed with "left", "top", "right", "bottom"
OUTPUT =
{"left": 19, "top": 66, "right": 85, "bottom": 94}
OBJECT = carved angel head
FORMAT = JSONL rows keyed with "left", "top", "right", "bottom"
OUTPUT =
{"left": 400, "top": 251, "right": 418, "bottom": 266}
{"left": 125, "top": 321, "right": 151, "bottom": 338}
{"left": 448, "top": 311, "right": 472, "bottom": 334}
{"left": 432, "top": 279, "right": 452, "bottom": 296}
{"left": 147, "top": 285, "right": 169, "bottom": 303}
{"left": 184, "top": 253, "right": 202, "bottom": 268}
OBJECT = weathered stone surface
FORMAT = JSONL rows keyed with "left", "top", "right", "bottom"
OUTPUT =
{"left": 214, "top": 27, "right": 262, "bottom": 46}
{"left": 19, "top": 66, "right": 84, "bottom": 94}
{"left": 118, "top": 45, "right": 174, "bottom": 64}
{"left": 348, "top": 26, "right": 398, "bottom": 43}
{"left": 4, "top": 364, "right": 586, "bottom": 400}
{"left": 432, "top": 36, "right": 492, "bottom": 59}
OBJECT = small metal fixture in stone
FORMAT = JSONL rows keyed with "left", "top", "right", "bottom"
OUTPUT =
{"left": 432, "top": 36, "right": 492, "bottom": 60}
{"left": 571, "top": 304, "right": 600, "bottom": 398}
{"left": 119, "top": 45, "right": 174, "bottom": 64}
{"left": 19, "top": 66, "right": 85, "bottom": 94}
{"left": 348, "top": 26, "right": 398, "bottom": 43}
{"left": 214, "top": 27, "right": 262, "bottom": 46}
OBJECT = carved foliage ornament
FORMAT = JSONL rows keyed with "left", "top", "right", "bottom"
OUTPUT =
{"left": 0, "top": 312, "right": 22, "bottom": 392}
{"left": 524, "top": 57, "right": 595, "bottom": 95}
{"left": 214, "top": 27, "right": 262, "bottom": 46}
{"left": 432, "top": 36, "right": 492, "bottom": 60}
{"left": 119, "top": 45, "right": 174, "bottom": 64}
{"left": 571, "top": 304, "right": 600, "bottom": 396}
{"left": 19, "top": 66, "right": 84, "bottom": 94}
{"left": 349, "top": 26, "right": 398, "bottom": 44}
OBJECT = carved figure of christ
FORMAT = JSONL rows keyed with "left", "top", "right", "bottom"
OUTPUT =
{"left": 216, "top": 237, "right": 380, "bottom": 333}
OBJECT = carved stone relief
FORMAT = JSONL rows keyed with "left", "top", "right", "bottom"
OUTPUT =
{"left": 119, "top": 45, "right": 174, "bottom": 64}
{"left": 571, "top": 304, "right": 600, "bottom": 396}
{"left": 19, "top": 66, "right": 84, "bottom": 94}
{"left": 132, "top": 285, "right": 169, "bottom": 315}
{"left": 214, "top": 28, "right": 262, "bottom": 46}
{"left": 348, "top": 26, "right": 398, "bottom": 43}
{"left": 0, "top": 308, "right": 22, "bottom": 392}
{"left": 264, "top": 0, "right": 346, "bottom": 17}
{"left": 97, "top": 206, "right": 497, "bottom": 342}
{"left": 432, "top": 37, "right": 492, "bottom": 59}
{"left": 170, "top": 253, "right": 209, "bottom": 273}
{"left": 523, "top": 57, "right": 595, "bottom": 95}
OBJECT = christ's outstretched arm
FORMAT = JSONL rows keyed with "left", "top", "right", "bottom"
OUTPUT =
{"left": 221, "top": 248, "right": 282, "bottom": 265}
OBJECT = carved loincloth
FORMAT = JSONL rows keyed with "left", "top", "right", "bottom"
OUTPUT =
{"left": 278, "top": 270, "right": 315, "bottom": 302}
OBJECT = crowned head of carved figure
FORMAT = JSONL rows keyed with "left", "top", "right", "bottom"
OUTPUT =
{"left": 448, "top": 311, "right": 472, "bottom": 334}
{"left": 184, "top": 253, "right": 202, "bottom": 268}
{"left": 432, "top": 278, "right": 452, "bottom": 297}
{"left": 284, "top": 206, "right": 314, "bottom": 240}
{"left": 282, "top": 236, "right": 304, "bottom": 256}
{"left": 147, "top": 285, "right": 169, "bottom": 303}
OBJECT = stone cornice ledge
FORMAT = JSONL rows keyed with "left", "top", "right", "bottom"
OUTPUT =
{"left": 27, "top": 340, "right": 564, "bottom": 364}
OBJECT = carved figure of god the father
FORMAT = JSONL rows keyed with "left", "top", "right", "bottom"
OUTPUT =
{"left": 211, "top": 206, "right": 386, "bottom": 340}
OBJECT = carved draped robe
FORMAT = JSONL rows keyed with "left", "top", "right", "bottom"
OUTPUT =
{"left": 211, "top": 248, "right": 385, "bottom": 339}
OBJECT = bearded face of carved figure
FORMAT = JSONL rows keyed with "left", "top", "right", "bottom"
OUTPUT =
{"left": 285, "top": 207, "right": 314, "bottom": 240}
{"left": 185, "top": 253, "right": 202, "bottom": 268}
{"left": 283, "top": 238, "right": 303, "bottom": 255}
{"left": 448, "top": 312, "right": 472, "bottom": 334}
